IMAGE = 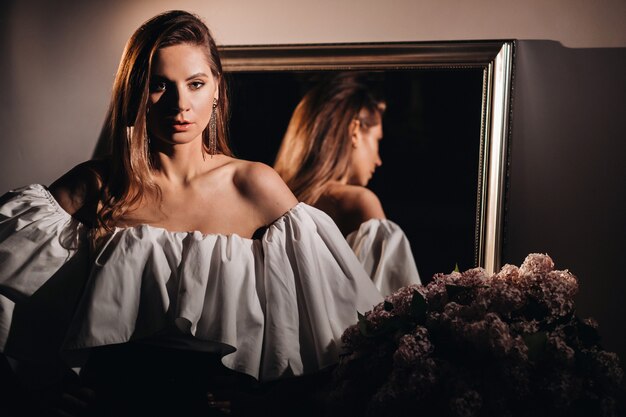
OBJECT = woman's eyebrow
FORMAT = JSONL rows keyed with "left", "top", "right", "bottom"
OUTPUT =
{"left": 150, "top": 74, "right": 169, "bottom": 81}
{"left": 149, "top": 73, "right": 210, "bottom": 81}
{"left": 186, "top": 72, "right": 209, "bottom": 81}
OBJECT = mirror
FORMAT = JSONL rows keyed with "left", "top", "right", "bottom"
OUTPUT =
{"left": 220, "top": 41, "right": 514, "bottom": 280}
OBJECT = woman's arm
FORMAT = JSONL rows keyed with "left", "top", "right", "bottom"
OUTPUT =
{"left": 48, "top": 159, "right": 107, "bottom": 225}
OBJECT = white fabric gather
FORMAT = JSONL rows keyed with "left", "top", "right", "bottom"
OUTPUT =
{"left": 347, "top": 218, "right": 421, "bottom": 296}
{"left": 0, "top": 184, "right": 382, "bottom": 381}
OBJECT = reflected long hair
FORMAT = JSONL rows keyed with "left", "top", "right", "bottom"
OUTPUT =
{"left": 93, "top": 10, "right": 231, "bottom": 247}
{"left": 274, "top": 73, "right": 385, "bottom": 204}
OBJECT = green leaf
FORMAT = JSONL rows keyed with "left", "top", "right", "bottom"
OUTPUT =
{"left": 357, "top": 311, "right": 369, "bottom": 336}
{"left": 453, "top": 263, "right": 460, "bottom": 272}
{"left": 355, "top": 308, "right": 414, "bottom": 339}
{"left": 384, "top": 316, "right": 408, "bottom": 333}
{"left": 384, "top": 301, "right": 394, "bottom": 312}
{"left": 409, "top": 290, "right": 427, "bottom": 323}
{"left": 523, "top": 331, "right": 547, "bottom": 362}
{"left": 445, "top": 284, "right": 472, "bottom": 299}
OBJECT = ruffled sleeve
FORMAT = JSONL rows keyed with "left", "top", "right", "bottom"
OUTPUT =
{"left": 258, "top": 204, "right": 383, "bottom": 379}
{"left": 0, "top": 184, "right": 88, "bottom": 362}
{"left": 63, "top": 203, "right": 383, "bottom": 381}
{"left": 346, "top": 218, "right": 421, "bottom": 296}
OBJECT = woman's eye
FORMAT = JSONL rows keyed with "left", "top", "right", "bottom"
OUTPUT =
{"left": 150, "top": 81, "right": 167, "bottom": 92}
{"left": 189, "top": 81, "right": 205, "bottom": 90}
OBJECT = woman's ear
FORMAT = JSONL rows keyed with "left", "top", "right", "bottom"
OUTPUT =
{"left": 214, "top": 76, "right": 220, "bottom": 102}
{"left": 350, "top": 119, "right": 361, "bottom": 148}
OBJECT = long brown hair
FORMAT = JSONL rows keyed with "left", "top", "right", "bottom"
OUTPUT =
{"left": 274, "top": 73, "right": 385, "bottom": 204}
{"left": 93, "top": 10, "right": 231, "bottom": 247}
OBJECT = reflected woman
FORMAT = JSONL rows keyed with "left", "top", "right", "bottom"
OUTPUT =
{"left": 275, "top": 73, "right": 421, "bottom": 295}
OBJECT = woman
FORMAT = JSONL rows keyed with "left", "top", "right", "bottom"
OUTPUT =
{"left": 274, "top": 73, "right": 421, "bottom": 296}
{"left": 0, "top": 11, "right": 381, "bottom": 416}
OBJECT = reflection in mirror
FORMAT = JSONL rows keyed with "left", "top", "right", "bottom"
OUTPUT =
{"left": 222, "top": 41, "right": 514, "bottom": 280}
{"left": 228, "top": 69, "right": 483, "bottom": 282}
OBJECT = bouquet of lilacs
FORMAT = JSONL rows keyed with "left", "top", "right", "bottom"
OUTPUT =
{"left": 328, "top": 254, "right": 625, "bottom": 417}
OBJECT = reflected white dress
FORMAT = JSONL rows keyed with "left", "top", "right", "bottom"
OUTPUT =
{"left": 347, "top": 219, "right": 421, "bottom": 296}
{"left": 0, "top": 184, "right": 382, "bottom": 382}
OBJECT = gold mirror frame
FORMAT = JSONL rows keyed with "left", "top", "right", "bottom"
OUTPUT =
{"left": 220, "top": 40, "right": 515, "bottom": 274}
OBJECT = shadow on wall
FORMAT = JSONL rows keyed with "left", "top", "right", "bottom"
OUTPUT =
{"left": 504, "top": 40, "right": 626, "bottom": 365}
{"left": 0, "top": 2, "right": 16, "bottom": 182}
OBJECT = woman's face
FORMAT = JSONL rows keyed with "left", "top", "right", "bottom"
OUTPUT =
{"left": 346, "top": 122, "right": 383, "bottom": 186}
{"left": 146, "top": 43, "right": 218, "bottom": 147}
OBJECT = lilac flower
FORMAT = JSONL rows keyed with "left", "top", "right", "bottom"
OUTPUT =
{"left": 384, "top": 284, "right": 425, "bottom": 316}
{"left": 546, "top": 331, "right": 575, "bottom": 365}
{"left": 393, "top": 327, "right": 432, "bottom": 367}
{"left": 331, "top": 254, "right": 625, "bottom": 417}
{"left": 519, "top": 252, "right": 554, "bottom": 275}
{"left": 448, "top": 390, "right": 482, "bottom": 417}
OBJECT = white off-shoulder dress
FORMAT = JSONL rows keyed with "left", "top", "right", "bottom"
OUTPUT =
{"left": 0, "top": 184, "right": 383, "bottom": 382}
{"left": 346, "top": 219, "right": 421, "bottom": 296}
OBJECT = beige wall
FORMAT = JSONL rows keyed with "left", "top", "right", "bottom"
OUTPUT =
{"left": 206, "top": 0, "right": 626, "bottom": 48}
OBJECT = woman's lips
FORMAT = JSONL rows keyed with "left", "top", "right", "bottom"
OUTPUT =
{"left": 170, "top": 121, "right": 193, "bottom": 132}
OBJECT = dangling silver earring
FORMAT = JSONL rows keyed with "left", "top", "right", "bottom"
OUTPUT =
{"left": 208, "top": 98, "right": 218, "bottom": 157}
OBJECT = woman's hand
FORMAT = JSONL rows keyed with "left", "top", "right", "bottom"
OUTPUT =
{"left": 46, "top": 382, "right": 96, "bottom": 417}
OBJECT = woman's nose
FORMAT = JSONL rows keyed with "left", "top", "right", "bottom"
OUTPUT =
{"left": 176, "top": 91, "right": 191, "bottom": 112}
{"left": 168, "top": 86, "right": 190, "bottom": 112}
{"left": 375, "top": 154, "right": 382, "bottom": 167}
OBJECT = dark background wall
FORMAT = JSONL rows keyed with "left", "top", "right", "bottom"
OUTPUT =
{"left": 504, "top": 41, "right": 626, "bottom": 362}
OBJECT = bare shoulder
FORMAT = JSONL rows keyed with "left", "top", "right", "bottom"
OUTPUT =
{"left": 48, "top": 158, "right": 109, "bottom": 220}
{"left": 232, "top": 160, "right": 298, "bottom": 224}
{"left": 317, "top": 184, "right": 385, "bottom": 236}
{"left": 333, "top": 184, "right": 386, "bottom": 222}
